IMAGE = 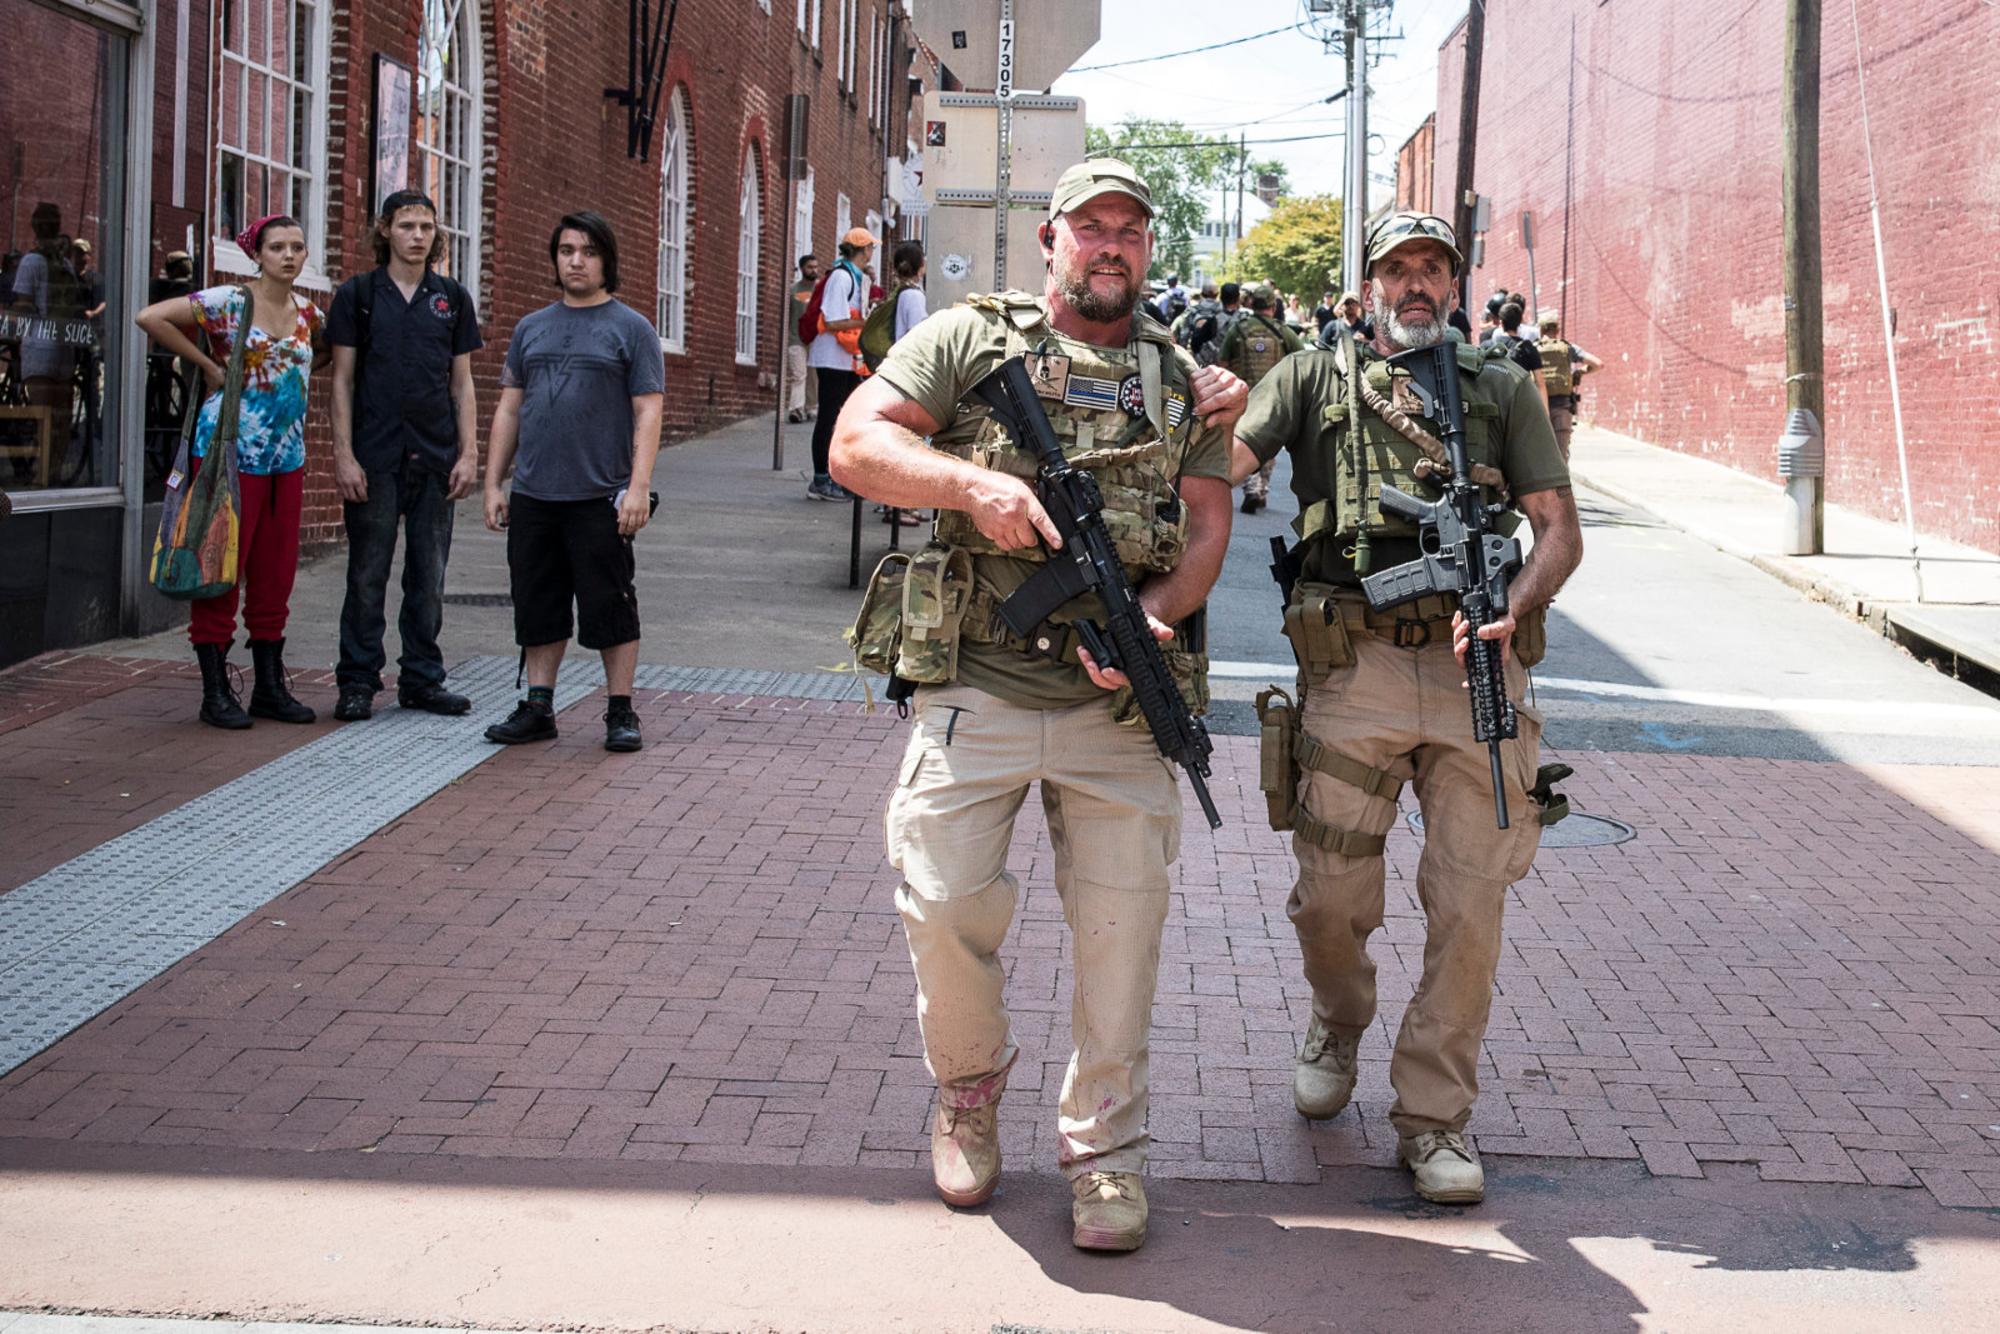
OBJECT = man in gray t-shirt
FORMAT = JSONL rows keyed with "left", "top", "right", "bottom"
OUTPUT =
{"left": 483, "top": 211, "right": 666, "bottom": 754}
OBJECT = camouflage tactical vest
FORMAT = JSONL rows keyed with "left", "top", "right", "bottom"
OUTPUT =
{"left": 1537, "top": 337, "right": 1575, "bottom": 396}
{"left": 1232, "top": 314, "right": 1290, "bottom": 387}
{"left": 933, "top": 291, "right": 1199, "bottom": 585}
{"left": 1296, "top": 330, "right": 1519, "bottom": 560}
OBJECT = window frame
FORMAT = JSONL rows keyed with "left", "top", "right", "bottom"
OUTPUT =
{"left": 210, "top": 0, "right": 333, "bottom": 291}
{"left": 415, "top": 0, "right": 483, "bottom": 309}
{"left": 735, "top": 145, "right": 763, "bottom": 367}
{"left": 657, "top": 88, "right": 691, "bottom": 354}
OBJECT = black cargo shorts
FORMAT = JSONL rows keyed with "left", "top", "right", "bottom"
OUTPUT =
{"left": 505, "top": 492, "right": 641, "bottom": 650}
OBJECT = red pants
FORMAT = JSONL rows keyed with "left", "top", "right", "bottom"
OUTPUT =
{"left": 188, "top": 465, "right": 304, "bottom": 646}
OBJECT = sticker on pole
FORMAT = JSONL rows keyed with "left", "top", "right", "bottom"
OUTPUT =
{"left": 996, "top": 17, "right": 1015, "bottom": 99}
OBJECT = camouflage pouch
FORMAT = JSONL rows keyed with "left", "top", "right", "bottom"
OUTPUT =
{"left": 844, "top": 551, "right": 912, "bottom": 676}
{"left": 894, "top": 542, "right": 971, "bottom": 685}
{"left": 1255, "top": 686, "right": 1299, "bottom": 832}
{"left": 1512, "top": 603, "right": 1548, "bottom": 670}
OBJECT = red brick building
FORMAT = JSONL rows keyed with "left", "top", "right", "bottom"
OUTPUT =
{"left": 1394, "top": 114, "right": 1434, "bottom": 216}
{"left": 1431, "top": 0, "right": 2000, "bottom": 555}
{"left": 1, "top": 0, "right": 915, "bottom": 666}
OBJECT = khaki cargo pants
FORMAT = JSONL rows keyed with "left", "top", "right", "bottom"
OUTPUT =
{"left": 887, "top": 681, "right": 1181, "bottom": 1178}
{"left": 1291, "top": 626, "right": 1546, "bottom": 1136}
{"left": 1549, "top": 403, "right": 1573, "bottom": 462}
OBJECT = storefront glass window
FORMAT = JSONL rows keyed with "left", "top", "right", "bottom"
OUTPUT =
{"left": 0, "top": 0, "right": 129, "bottom": 495}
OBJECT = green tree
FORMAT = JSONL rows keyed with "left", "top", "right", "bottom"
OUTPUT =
{"left": 1234, "top": 194, "right": 1343, "bottom": 304}
{"left": 1084, "top": 118, "right": 1235, "bottom": 282}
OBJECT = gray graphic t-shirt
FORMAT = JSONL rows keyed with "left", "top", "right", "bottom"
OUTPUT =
{"left": 502, "top": 299, "right": 666, "bottom": 501}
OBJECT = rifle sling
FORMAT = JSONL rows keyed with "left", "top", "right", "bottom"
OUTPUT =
{"left": 1355, "top": 373, "right": 1511, "bottom": 499}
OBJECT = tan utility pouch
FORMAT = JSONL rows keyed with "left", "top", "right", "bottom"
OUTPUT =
{"left": 844, "top": 551, "right": 912, "bottom": 676}
{"left": 1281, "top": 581, "right": 1357, "bottom": 681}
{"left": 1513, "top": 604, "right": 1549, "bottom": 669}
{"left": 1255, "top": 686, "right": 1300, "bottom": 832}
{"left": 894, "top": 542, "right": 972, "bottom": 684}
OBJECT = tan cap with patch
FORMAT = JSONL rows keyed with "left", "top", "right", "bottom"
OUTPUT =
{"left": 1048, "top": 159, "right": 1154, "bottom": 220}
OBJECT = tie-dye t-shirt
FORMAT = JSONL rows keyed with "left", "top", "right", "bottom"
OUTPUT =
{"left": 187, "top": 285, "right": 324, "bottom": 475}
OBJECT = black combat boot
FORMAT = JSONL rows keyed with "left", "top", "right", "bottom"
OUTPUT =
{"left": 194, "top": 641, "right": 252, "bottom": 730}
{"left": 246, "top": 637, "right": 317, "bottom": 723}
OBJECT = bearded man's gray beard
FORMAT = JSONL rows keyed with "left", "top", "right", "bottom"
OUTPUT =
{"left": 1370, "top": 289, "right": 1447, "bottom": 350}
{"left": 1056, "top": 261, "right": 1139, "bottom": 323}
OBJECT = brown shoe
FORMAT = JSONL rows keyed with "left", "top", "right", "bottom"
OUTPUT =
{"left": 931, "top": 1097, "right": 1000, "bottom": 1207}
{"left": 1071, "top": 1170, "right": 1147, "bottom": 1252}
{"left": 1294, "top": 1016, "right": 1359, "bottom": 1119}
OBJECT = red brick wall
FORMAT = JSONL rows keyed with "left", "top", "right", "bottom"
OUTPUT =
{"left": 284, "top": 0, "right": 910, "bottom": 544}
{"left": 3, "top": 3, "right": 113, "bottom": 267}
{"left": 1433, "top": 0, "right": 2000, "bottom": 554}
{"left": 1394, "top": 114, "right": 1435, "bottom": 216}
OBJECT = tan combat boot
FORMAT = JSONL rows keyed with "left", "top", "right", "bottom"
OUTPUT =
{"left": 931, "top": 1096, "right": 1001, "bottom": 1207}
{"left": 1398, "top": 1129, "right": 1484, "bottom": 1204}
{"left": 1071, "top": 1170, "right": 1147, "bottom": 1252}
{"left": 1294, "top": 1016, "right": 1359, "bottom": 1119}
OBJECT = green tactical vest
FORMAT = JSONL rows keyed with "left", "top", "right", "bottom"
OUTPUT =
{"left": 1293, "top": 330, "right": 1520, "bottom": 582}
{"left": 1231, "top": 314, "right": 1290, "bottom": 387}
{"left": 931, "top": 291, "right": 1202, "bottom": 632}
{"left": 1537, "top": 336, "right": 1575, "bottom": 396}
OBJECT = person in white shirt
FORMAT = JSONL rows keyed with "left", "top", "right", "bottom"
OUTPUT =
{"left": 806, "top": 226, "right": 875, "bottom": 501}
{"left": 891, "top": 241, "right": 927, "bottom": 342}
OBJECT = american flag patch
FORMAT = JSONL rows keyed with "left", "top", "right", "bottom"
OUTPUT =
{"left": 1166, "top": 395, "right": 1189, "bottom": 428}
{"left": 1062, "top": 373, "right": 1123, "bottom": 413}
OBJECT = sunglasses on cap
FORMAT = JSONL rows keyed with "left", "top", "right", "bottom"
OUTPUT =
{"left": 1367, "top": 213, "right": 1457, "bottom": 249}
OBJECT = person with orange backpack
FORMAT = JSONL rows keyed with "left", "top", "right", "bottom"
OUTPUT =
{"left": 803, "top": 227, "right": 875, "bottom": 500}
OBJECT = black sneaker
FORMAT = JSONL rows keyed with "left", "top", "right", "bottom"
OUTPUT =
{"left": 604, "top": 702, "right": 643, "bottom": 753}
{"left": 1240, "top": 494, "right": 1265, "bottom": 515}
{"left": 398, "top": 682, "right": 472, "bottom": 715}
{"left": 484, "top": 699, "right": 557, "bottom": 744}
{"left": 333, "top": 688, "right": 374, "bottom": 722}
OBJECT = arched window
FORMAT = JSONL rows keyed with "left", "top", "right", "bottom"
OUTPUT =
{"left": 736, "top": 145, "right": 762, "bottom": 365}
{"left": 657, "top": 90, "right": 689, "bottom": 353}
{"left": 417, "top": 0, "right": 481, "bottom": 301}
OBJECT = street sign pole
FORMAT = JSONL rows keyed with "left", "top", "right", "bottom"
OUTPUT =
{"left": 994, "top": 0, "right": 1015, "bottom": 289}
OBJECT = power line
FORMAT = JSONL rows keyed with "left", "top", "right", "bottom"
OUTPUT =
{"left": 1107, "top": 131, "right": 1346, "bottom": 149}
{"left": 1070, "top": 22, "right": 1307, "bottom": 72}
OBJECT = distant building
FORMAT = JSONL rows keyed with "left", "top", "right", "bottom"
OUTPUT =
{"left": 0, "top": 0, "right": 917, "bottom": 666}
{"left": 1395, "top": 115, "right": 1435, "bottom": 215}
{"left": 1189, "top": 194, "right": 1272, "bottom": 289}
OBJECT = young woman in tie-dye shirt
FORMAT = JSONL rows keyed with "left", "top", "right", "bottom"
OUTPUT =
{"left": 134, "top": 214, "right": 327, "bottom": 729}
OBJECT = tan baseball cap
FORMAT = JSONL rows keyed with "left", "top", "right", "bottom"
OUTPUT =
{"left": 1364, "top": 211, "right": 1463, "bottom": 273}
{"left": 843, "top": 226, "right": 878, "bottom": 248}
{"left": 1048, "top": 158, "right": 1154, "bottom": 219}
{"left": 1537, "top": 308, "right": 1561, "bottom": 330}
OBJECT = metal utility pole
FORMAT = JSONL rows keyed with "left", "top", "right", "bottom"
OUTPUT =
{"left": 1341, "top": 0, "right": 1369, "bottom": 294}
{"left": 993, "top": 0, "right": 1016, "bottom": 288}
{"left": 1236, "top": 131, "right": 1246, "bottom": 268}
{"left": 1451, "top": 0, "right": 1484, "bottom": 308}
{"left": 1779, "top": 0, "right": 1825, "bottom": 554}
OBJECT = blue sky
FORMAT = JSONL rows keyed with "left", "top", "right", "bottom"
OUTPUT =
{"left": 1043, "top": 0, "right": 1466, "bottom": 209}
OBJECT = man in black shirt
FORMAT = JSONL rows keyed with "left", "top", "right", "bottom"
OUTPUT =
{"left": 1491, "top": 302, "right": 1550, "bottom": 413}
{"left": 326, "top": 190, "right": 484, "bottom": 721}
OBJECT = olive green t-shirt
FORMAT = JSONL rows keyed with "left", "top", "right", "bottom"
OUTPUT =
{"left": 876, "top": 301, "right": 1233, "bottom": 710}
{"left": 1235, "top": 339, "right": 1569, "bottom": 586}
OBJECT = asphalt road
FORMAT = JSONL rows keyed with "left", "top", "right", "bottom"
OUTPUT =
{"left": 1206, "top": 450, "right": 2000, "bottom": 764}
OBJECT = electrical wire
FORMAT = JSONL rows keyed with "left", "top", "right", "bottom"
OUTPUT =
{"left": 1106, "top": 131, "right": 1346, "bottom": 149}
{"left": 1072, "top": 21, "right": 1304, "bottom": 72}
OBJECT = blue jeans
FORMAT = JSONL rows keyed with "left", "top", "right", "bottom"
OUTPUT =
{"left": 336, "top": 466, "right": 454, "bottom": 693}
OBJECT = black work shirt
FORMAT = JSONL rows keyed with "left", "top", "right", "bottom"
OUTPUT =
{"left": 326, "top": 267, "right": 483, "bottom": 474}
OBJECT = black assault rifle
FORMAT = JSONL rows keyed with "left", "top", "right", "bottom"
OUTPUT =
{"left": 969, "top": 352, "right": 1223, "bottom": 830}
{"left": 1360, "top": 342, "right": 1526, "bottom": 828}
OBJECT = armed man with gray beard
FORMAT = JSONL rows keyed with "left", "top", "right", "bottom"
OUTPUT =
{"left": 1228, "top": 211, "right": 1584, "bottom": 1205}
{"left": 831, "top": 159, "right": 1248, "bottom": 1253}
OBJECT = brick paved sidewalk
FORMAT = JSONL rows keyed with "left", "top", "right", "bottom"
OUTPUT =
{"left": 3, "top": 683, "right": 1999, "bottom": 1210}
{"left": 0, "top": 653, "right": 345, "bottom": 891}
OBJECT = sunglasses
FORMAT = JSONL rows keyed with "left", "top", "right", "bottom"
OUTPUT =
{"left": 1367, "top": 213, "right": 1457, "bottom": 249}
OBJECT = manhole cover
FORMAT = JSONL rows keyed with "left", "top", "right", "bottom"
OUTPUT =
{"left": 441, "top": 592, "right": 512, "bottom": 607}
{"left": 1407, "top": 809, "right": 1636, "bottom": 848}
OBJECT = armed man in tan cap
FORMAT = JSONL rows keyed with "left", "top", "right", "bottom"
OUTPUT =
{"left": 831, "top": 158, "right": 1248, "bottom": 1252}
{"left": 1229, "top": 211, "right": 1583, "bottom": 1204}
